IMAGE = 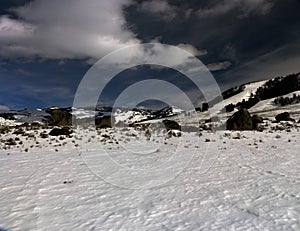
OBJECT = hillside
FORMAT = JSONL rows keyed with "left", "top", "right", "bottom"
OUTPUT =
{"left": 222, "top": 73, "right": 300, "bottom": 113}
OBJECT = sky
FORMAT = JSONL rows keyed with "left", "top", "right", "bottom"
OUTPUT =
{"left": 0, "top": 0, "right": 300, "bottom": 110}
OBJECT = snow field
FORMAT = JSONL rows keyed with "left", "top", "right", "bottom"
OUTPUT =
{"left": 0, "top": 127, "right": 299, "bottom": 230}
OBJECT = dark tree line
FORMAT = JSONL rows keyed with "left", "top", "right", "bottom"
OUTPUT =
{"left": 255, "top": 73, "right": 300, "bottom": 100}
{"left": 222, "top": 85, "right": 246, "bottom": 100}
{"left": 274, "top": 93, "right": 300, "bottom": 106}
{"left": 224, "top": 72, "right": 300, "bottom": 112}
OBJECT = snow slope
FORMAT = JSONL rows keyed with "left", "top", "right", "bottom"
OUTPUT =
{"left": 249, "top": 91, "right": 300, "bottom": 120}
{"left": 211, "top": 80, "right": 267, "bottom": 115}
{"left": 0, "top": 127, "right": 299, "bottom": 230}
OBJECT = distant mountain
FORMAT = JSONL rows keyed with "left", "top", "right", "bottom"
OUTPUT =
{"left": 0, "top": 108, "right": 48, "bottom": 124}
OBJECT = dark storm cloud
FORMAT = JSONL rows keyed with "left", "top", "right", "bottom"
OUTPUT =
{"left": 0, "top": 0, "right": 31, "bottom": 15}
{"left": 125, "top": 0, "right": 300, "bottom": 84}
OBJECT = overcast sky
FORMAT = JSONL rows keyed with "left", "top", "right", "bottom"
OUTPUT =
{"left": 0, "top": 0, "right": 300, "bottom": 110}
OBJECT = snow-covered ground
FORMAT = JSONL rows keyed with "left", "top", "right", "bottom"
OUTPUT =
{"left": 0, "top": 124, "right": 299, "bottom": 230}
{"left": 71, "top": 108, "right": 96, "bottom": 119}
{"left": 0, "top": 118, "right": 17, "bottom": 127}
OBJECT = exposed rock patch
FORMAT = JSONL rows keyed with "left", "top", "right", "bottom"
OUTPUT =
{"left": 162, "top": 120, "right": 181, "bottom": 131}
{"left": 49, "top": 127, "right": 72, "bottom": 136}
{"left": 95, "top": 115, "right": 115, "bottom": 129}
{"left": 48, "top": 109, "right": 72, "bottom": 126}
{"left": 226, "top": 108, "right": 263, "bottom": 130}
{"left": 275, "top": 112, "right": 295, "bottom": 122}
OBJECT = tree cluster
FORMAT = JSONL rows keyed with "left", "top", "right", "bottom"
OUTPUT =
{"left": 274, "top": 93, "right": 300, "bottom": 106}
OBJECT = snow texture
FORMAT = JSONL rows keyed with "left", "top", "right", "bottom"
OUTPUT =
{"left": 0, "top": 127, "right": 299, "bottom": 230}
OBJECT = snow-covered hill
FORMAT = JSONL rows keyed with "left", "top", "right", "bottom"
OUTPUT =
{"left": 249, "top": 91, "right": 300, "bottom": 120}
{"left": 211, "top": 80, "right": 267, "bottom": 114}
{"left": 113, "top": 106, "right": 184, "bottom": 124}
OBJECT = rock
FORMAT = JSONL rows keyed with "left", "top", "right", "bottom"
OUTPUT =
{"left": 0, "top": 113, "right": 15, "bottom": 120}
{"left": 251, "top": 115, "right": 263, "bottom": 129}
{"left": 48, "top": 109, "right": 72, "bottom": 126}
{"left": 13, "top": 128, "right": 25, "bottom": 135}
{"left": 31, "top": 122, "right": 42, "bottom": 127}
{"left": 275, "top": 112, "right": 295, "bottom": 122}
{"left": 5, "top": 138, "right": 17, "bottom": 146}
{"left": 95, "top": 115, "right": 115, "bottom": 129}
{"left": 167, "top": 130, "right": 182, "bottom": 138}
{"left": 226, "top": 108, "right": 253, "bottom": 130}
{"left": 226, "top": 109, "right": 263, "bottom": 130}
{"left": 0, "top": 126, "right": 10, "bottom": 134}
{"left": 20, "top": 122, "right": 30, "bottom": 127}
{"left": 49, "top": 127, "right": 72, "bottom": 136}
{"left": 162, "top": 119, "right": 181, "bottom": 131}
{"left": 40, "top": 132, "right": 49, "bottom": 139}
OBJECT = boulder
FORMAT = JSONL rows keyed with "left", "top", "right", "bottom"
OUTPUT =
{"left": 49, "top": 127, "right": 72, "bottom": 136}
{"left": 251, "top": 115, "right": 263, "bottom": 130}
{"left": 31, "top": 122, "right": 42, "bottom": 127}
{"left": 226, "top": 108, "right": 253, "bottom": 130}
{"left": 95, "top": 115, "right": 115, "bottom": 129}
{"left": 275, "top": 112, "right": 295, "bottom": 122}
{"left": 48, "top": 109, "right": 72, "bottom": 126}
{"left": 19, "top": 122, "right": 30, "bottom": 127}
{"left": 162, "top": 119, "right": 181, "bottom": 131}
{"left": 167, "top": 130, "right": 182, "bottom": 138}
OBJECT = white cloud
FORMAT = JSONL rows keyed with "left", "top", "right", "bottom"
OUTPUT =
{"left": 197, "top": 0, "right": 274, "bottom": 18}
{"left": 139, "top": 0, "right": 177, "bottom": 21}
{"left": 0, "top": 15, "right": 34, "bottom": 34}
{"left": 0, "top": 0, "right": 140, "bottom": 61}
{"left": 207, "top": 61, "right": 232, "bottom": 71}
{"left": 176, "top": 43, "right": 207, "bottom": 56}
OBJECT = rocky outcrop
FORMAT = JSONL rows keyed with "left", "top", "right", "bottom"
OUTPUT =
{"left": 0, "top": 113, "right": 15, "bottom": 120}
{"left": 48, "top": 109, "right": 72, "bottom": 126}
{"left": 95, "top": 115, "right": 115, "bottom": 129}
{"left": 49, "top": 127, "right": 72, "bottom": 136}
{"left": 275, "top": 112, "right": 295, "bottom": 122}
{"left": 251, "top": 114, "right": 263, "bottom": 130}
{"left": 162, "top": 119, "right": 181, "bottom": 131}
{"left": 226, "top": 108, "right": 263, "bottom": 130}
{"left": 226, "top": 108, "right": 253, "bottom": 130}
